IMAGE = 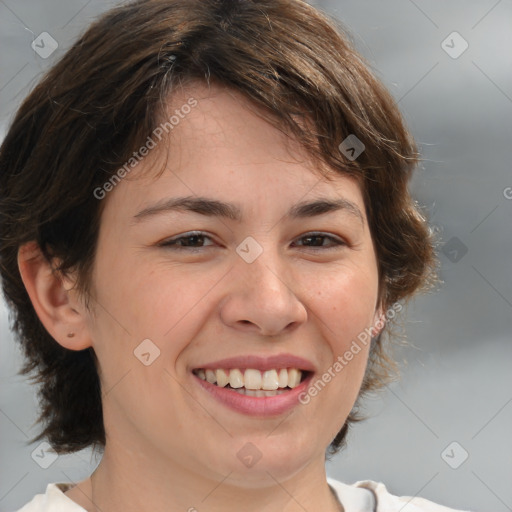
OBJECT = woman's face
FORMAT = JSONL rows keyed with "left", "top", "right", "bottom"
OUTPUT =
{"left": 82, "top": 82, "right": 382, "bottom": 485}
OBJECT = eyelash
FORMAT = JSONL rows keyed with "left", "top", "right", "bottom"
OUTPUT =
{"left": 159, "top": 231, "right": 347, "bottom": 251}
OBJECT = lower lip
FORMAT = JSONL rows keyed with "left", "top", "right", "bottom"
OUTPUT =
{"left": 193, "top": 373, "right": 313, "bottom": 416}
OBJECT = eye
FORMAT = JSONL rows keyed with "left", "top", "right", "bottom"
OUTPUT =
{"left": 159, "top": 231, "right": 216, "bottom": 250}
{"left": 158, "top": 231, "right": 346, "bottom": 252}
{"left": 293, "top": 232, "right": 346, "bottom": 250}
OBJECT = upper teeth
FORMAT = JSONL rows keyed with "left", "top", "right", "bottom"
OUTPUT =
{"left": 195, "top": 368, "right": 303, "bottom": 390}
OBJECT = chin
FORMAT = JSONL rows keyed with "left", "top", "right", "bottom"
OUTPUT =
{"left": 208, "top": 433, "right": 320, "bottom": 487}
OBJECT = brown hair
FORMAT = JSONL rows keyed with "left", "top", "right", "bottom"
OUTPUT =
{"left": 0, "top": 0, "right": 437, "bottom": 455}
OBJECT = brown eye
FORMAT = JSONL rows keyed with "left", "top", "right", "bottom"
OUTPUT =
{"left": 293, "top": 233, "right": 346, "bottom": 250}
{"left": 160, "top": 232, "right": 215, "bottom": 250}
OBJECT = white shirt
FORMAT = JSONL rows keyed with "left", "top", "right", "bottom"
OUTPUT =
{"left": 13, "top": 479, "right": 470, "bottom": 512}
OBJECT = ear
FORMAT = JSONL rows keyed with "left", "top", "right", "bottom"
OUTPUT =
{"left": 370, "top": 304, "right": 386, "bottom": 338}
{"left": 17, "top": 241, "right": 92, "bottom": 351}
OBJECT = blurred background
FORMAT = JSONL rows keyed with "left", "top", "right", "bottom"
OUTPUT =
{"left": 0, "top": 1, "right": 511, "bottom": 511}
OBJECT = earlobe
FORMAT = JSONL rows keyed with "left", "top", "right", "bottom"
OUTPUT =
{"left": 17, "top": 241, "right": 92, "bottom": 351}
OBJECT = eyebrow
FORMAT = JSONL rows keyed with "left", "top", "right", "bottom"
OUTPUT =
{"left": 132, "top": 195, "right": 364, "bottom": 225}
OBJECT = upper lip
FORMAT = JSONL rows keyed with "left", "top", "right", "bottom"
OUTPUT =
{"left": 193, "top": 353, "right": 316, "bottom": 373}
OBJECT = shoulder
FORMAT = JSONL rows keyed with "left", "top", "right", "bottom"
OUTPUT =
{"left": 327, "top": 477, "right": 472, "bottom": 512}
{"left": 13, "top": 483, "right": 86, "bottom": 512}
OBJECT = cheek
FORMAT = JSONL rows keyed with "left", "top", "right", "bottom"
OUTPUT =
{"left": 303, "top": 261, "right": 378, "bottom": 405}
{"left": 92, "top": 257, "right": 226, "bottom": 363}
{"left": 309, "top": 260, "right": 379, "bottom": 343}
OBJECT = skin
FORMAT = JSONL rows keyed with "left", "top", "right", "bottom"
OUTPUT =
{"left": 18, "top": 81, "right": 385, "bottom": 512}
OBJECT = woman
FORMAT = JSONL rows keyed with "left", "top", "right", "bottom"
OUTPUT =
{"left": 0, "top": 0, "right": 468, "bottom": 510}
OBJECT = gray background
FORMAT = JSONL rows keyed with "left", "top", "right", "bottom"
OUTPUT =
{"left": 1, "top": 1, "right": 511, "bottom": 511}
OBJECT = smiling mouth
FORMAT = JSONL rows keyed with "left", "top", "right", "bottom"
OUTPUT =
{"left": 192, "top": 368, "right": 310, "bottom": 397}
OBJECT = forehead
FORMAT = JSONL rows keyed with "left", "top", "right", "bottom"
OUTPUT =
{"left": 163, "top": 82, "right": 313, "bottom": 165}
{"left": 101, "top": 81, "right": 367, "bottom": 223}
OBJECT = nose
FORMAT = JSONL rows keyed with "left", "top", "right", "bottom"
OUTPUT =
{"left": 219, "top": 243, "right": 308, "bottom": 336}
